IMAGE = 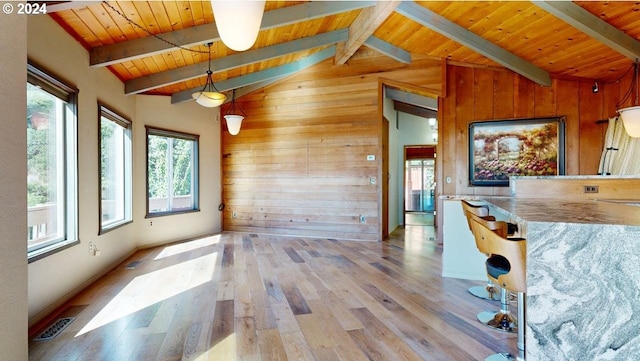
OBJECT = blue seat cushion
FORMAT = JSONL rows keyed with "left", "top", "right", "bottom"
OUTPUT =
{"left": 486, "top": 255, "right": 510, "bottom": 279}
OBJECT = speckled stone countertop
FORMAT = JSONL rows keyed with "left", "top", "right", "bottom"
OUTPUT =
{"left": 481, "top": 196, "right": 640, "bottom": 361}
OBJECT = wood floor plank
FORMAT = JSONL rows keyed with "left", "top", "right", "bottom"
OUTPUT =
{"left": 257, "top": 328, "right": 288, "bottom": 361}
{"left": 235, "top": 317, "right": 259, "bottom": 358}
{"left": 280, "top": 331, "right": 316, "bottom": 361}
{"left": 348, "top": 328, "right": 396, "bottom": 361}
{"left": 29, "top": 227, "right": 519, "bottom": 361}
{"left": 280, "top": 283, "right": 312, "bottom": 315}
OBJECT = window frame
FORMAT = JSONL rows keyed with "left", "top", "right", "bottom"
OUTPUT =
{"left": 145, "top": 126, "right": 200, "bottom": 218}
{"left": 98, "top": 102, "right": 133, "bottom": 234}
{"left": 27, "top": 61, "right": 79, "bottom": 262}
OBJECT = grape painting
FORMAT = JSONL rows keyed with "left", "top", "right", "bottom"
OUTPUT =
{"left": 470, "top": 119, "right": 562, "bottom": 185}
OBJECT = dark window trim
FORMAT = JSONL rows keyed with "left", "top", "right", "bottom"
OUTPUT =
{"left": 98, "top": 101, "right": 133, "bottom": 235}
{"left": 145, "top": 125, "right": 200, "bottom": 217}
{"left": 27, "top": 60, "right": 79, "bottom": 261}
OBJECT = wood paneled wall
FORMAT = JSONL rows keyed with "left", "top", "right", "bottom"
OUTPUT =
{"left": 439, "top": 65, "right": 626, "bottom": 199}
{"left": 221, "top": 51, "right": 443, "bottom": 241}
{"left": 222, "top": 51, "right": 629, "bottom": 241}
{"left": 436, "top": 64, "right": 629, "bottom": 239}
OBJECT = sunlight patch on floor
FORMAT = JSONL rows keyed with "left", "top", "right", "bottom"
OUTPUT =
{"left": 76, "top": 252, "right": 218, "bottom": 336}
{"left": 207, "top": 334, "right": 236, "bottom": 361}
{"left": 154, "top": 234, "right": 221, "bottom": 260}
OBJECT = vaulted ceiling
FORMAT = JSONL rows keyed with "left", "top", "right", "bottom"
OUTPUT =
{"left": 45, "top": 1, "right": 640, "bottom": 104}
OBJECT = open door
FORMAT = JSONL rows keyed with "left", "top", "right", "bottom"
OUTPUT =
{"left": 404, "top": 146, "right": 436, "bottom": 225}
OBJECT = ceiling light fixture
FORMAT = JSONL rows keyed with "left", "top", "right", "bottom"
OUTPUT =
{"left": 211, "top": 0, "right": 266, "bottom": 52}
{"left": 224, "top": 89, "right": 246, "bottom": 136}
{"left": 618, "top": 59, "right": 640, "bottom": 137}
{"left": 192, "top": 42, "right": 226, "bottom": 108}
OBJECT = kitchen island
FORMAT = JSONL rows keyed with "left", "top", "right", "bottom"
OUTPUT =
{"left": 484, "top": 197, "right": 640, "bottom": 361}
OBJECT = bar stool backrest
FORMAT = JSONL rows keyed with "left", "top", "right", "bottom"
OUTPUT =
{"left": 460, "top": 199, "right": 493, "bottom": 230}
{"left": 461, "top": 200, "right": 508, "bottom": 254}
{"left": 470, "top": 216, "right": 526, "bottom": 293}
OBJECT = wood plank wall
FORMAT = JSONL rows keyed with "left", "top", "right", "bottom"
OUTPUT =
{"left": 221, "top": 51, "right": 442, "bottom": 241}
{"left": 439, "top": 65, "right": 626, "bottom": 198}
{"left": 222, "top": 51, "right": 629, "bottom": 241}
{"left": 436, "top": 64, "right": 629, "bottom": 239}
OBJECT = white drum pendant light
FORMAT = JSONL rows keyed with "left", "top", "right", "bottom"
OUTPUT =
{"left": 211, "top": 1, "right": 266, "bottom": 51}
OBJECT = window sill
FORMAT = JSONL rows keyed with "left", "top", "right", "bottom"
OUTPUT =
{"left": 28, "top": 239, "right": 80, "bottom": 264}
{"left": 145, "top": 208, "right": 201, "bottom": 218}
{"left": 99, "top": 219, "right": 133, "bottom": 235}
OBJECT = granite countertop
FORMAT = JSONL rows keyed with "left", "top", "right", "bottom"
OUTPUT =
{"left": 482, "top": 197, "right": 640, "bottom": 226}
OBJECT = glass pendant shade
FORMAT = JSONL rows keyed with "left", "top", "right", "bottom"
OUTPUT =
{"left": 224, "top": 114, "right": 244, "bottom": 135}
{"left": 620, "top": 106, "right": 640, "bottom": 138}
{"left": 211, "top": 0, "right": 265, "bottom": 51}
{"left": 192, "top": 91, "right": 226, "bottom": 108}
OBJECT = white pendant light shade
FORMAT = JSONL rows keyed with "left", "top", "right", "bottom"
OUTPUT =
{"left": 192, "top": 91, "right": 226, "bottom": 108}
{"left": 211, "top": 0, "right": 265, "bottom": 51}
{"left": 224, "top": 114, "right": 244, "bottom": 135}
{"left": 620, "top": 106, "right": 640, "bottom": 138}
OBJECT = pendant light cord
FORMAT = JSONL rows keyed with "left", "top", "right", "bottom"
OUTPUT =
{"left": 102, "top": 1, "right": 209, "bottom": 54}
{"left": 615, "top": 59, "right": 640, "bottom": 109}
{"left": 226, "top": 89, "right": 246, "bottom": 117}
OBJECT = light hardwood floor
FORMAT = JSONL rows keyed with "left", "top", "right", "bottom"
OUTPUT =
{"left": 29, "top": 225, "right": 516, "bottom": 361}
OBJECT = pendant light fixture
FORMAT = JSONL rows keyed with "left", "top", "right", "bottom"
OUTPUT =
{"left": 211, "top": 0, "right": 266, "bottom": 51}
{"left": 618, "top": 59, "right": 640, "bottom": 137}
{"left": 191, "top": 42, "right": 226, "bottom": 108}
{"left": 224, "top": 89, "right": 245, "bottom": 136}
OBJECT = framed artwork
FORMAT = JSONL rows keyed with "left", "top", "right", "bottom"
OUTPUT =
{"left": 469, "top": 117, "right": 565, "bottom": 186}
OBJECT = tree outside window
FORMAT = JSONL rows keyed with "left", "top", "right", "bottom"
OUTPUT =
{"left": 146, "top": 127, "right": 199, "bottom": 215}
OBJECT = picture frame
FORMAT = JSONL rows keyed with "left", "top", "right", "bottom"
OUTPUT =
{"left": 469, "top": 117, "right": 565, "bottom": 186}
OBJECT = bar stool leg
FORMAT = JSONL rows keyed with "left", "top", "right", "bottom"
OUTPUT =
{"left": 476, "top": 287, "right": 517, "bottom": 333}
{"left": 517, "top": 291, "right": 526, "bottom": 360}
{"left": 484, "top": 291, "right": 526, "bottom": 361}
{"left": 469, "top": 279, "right": 501, "bottom": 301}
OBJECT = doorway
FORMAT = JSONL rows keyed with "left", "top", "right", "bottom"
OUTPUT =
{"left": 404, "top": 146, "right": 436, "bottom": 226}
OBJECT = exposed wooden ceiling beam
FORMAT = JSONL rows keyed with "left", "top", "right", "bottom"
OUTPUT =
{"left": 126, "top": 29, "right": 348, "bottom": 95}
{"left": 396, "top": 2, "right": 551, "bottom": 86}
{"left": 172, "top": 46, "right": 336, "bottom": 104}
{"left": 334, "top": 0, "right": 400, "bottom": 65}
{"left": 385, "top": 87, "right": 438, "bottom": 110}
{"left": 221, "top": 78, "right": 286, "bottom": 105}
{"left": 91, "top": 1, "right": 374, "bottom": 68}
{"left": 533, "top": 1, "right": 640, "bottom": 61}
{"left": 364, "top": 36, "right": 411, "bottom": 64}
{"left": 393, "top": 101, "right": 438, "bottom": 119}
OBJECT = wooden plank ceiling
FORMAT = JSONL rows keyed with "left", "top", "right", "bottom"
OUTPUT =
{"left": 46, "top": 1, "right": 640, "bottom": 102}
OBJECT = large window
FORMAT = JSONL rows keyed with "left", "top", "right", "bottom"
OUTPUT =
{"left": 27, "top": 63, "right": 78, "bottom": 260}
{"left": 146, "top": 127, "right": 199, "bottom": 216}
{"left": 99, "top": 105, "right": 132, "bottom": 233}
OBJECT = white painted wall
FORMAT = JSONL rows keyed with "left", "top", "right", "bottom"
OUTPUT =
{"left": 0, "top": 12, "right": 28, "bottom": 361}
{"left": 134, "top": 95, "right": 222, "bottom": 247}
{"left": 396, "top": 112, "right": 437, "bottom": 225}
{"left": 27, "top": 15, "right": 222, "bottom": 323}
{"left": 386, "top": 105, "right": 437, "bottom": 228}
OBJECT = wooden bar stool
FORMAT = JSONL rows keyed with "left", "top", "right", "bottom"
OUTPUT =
{"left": 465, "top": 212, "right": 517, "bottom": 334}
{"left": 460, "top": 199, "right": 501, "bottom": 301}
{"left": 470, "top": 216, "right": 526, "bottom": 361}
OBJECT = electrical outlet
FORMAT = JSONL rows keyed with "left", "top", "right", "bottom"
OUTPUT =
{"left": 88, "top": 241, "right": 95, "bottom": 255}
{"left": 359, "top": 215, "right": 367, "bottom": 224}
{"left": 584, "top": 185, "right": 599, "bottom": 193}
